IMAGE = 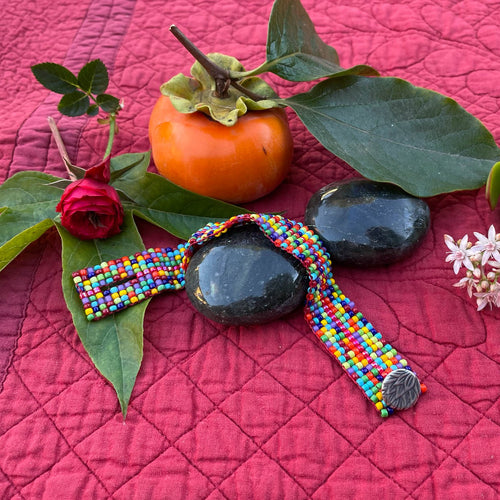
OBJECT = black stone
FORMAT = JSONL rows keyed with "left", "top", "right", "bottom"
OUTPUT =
{"left": 185, "top": 225, "right": 309, "bottom": 325}
{"left": 304, "top": 179, "right": 430, "bottom": 266}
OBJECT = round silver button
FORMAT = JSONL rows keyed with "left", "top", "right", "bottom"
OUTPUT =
{"left": 382, "top": 369, "right": 421, "bottom": 410}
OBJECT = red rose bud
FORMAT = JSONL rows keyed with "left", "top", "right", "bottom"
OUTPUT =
{"left": 56, "top": 162, "right": 124, "bottom": 240}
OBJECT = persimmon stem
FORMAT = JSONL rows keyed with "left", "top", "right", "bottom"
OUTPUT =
{"left": 230, "top": 80, "right": 267, "bottom": 102}
{"left": 170, "top": 25, "right": 231, "bottom": 98}
{"left": 169, "top": 25, "right": 265, "bottom": 102}
{"left": 47, "top": 116, "right": 78, "bottom": 181}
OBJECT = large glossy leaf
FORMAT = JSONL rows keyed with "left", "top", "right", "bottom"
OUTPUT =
{"left": 283, "top": 76, "right": 500, "bottom": 197}
{"left": 112, "top": 171, "right": 249, "bottom": 240}
{"left": 0, "top": 171, "right": 63, "bottom": 271}
{"left": 57, "top": 211, "right": 147, "bottom": 417}
{"left": 236, "top": 0, "right": 377, "bottom": 82}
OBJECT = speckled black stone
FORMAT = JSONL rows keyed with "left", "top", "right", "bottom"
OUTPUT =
{"left": 304, "top": 179, "right": 430, "bottom": 267}
{"left": 185, "top": 225, "right": 309, "bottom": 325}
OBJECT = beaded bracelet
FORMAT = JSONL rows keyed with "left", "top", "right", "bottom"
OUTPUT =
{"left": 72, "top": 213, "right": 426, "bottom": 416}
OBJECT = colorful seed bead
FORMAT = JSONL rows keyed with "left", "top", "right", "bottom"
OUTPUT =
{"left": 72, "top": 244, "right": 186, "bottom": 321}
{"left": 72, "top": 213, "right": 424, "bottom": 417}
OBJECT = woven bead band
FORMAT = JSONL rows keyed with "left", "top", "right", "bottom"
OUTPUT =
{"left": 72, "top": 213, "right": 426, "bottom": 416}
{"left": 72, "top": 246, "right": 185, "bottom": 321}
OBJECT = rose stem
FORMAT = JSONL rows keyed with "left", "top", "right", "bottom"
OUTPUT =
{"left": 47, "top": 116, "right": 78, "bottom": 181}
{"left": 169, "top": 25, "right": 265, "bottom": 102}
{"left": 104, "top": 114, "right": 116, "bottom": 160}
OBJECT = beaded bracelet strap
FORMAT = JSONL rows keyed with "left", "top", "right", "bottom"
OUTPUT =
{"left": 72, "top": 213, "right": 426, "bottom": 416}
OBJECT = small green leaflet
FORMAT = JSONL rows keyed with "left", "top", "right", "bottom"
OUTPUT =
{"left": 31, "top": 62, "right": 79, "bottom": 94}
{"left": 282, "top": 76, "right": 500, "bottom": 197}
{"left": 58, "top": 91, "right": 90, "bottom": 116}
{"left": 77, "top": 59, "right": 109, "bottom": 94}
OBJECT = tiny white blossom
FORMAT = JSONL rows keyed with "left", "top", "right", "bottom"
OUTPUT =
{"left": 453, "top": 275, "right": 477, "bottom": 297}
{"left": 471, "top": 225, "right": 500, "bottom": 266}
{"left": 444, "top": 234, "right": 474, "bottom": 274}
{"left": 474, "top": 290, "right": 499, "bottom": 311}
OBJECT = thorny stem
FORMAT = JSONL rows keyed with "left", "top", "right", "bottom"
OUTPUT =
{"left": 169, "top": 25, "right": 266, "bottom": 101}
{"left": 47, "top": 116, "right": 78, "bottom": 181}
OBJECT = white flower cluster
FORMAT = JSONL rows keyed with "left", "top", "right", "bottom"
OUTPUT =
{"left": 444, "top": 225, "right": 500, "bottom": 311}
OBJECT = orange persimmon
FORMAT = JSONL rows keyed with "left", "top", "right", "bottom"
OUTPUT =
{"left": 149, "top": 95, "right": 293, "bottom": 204}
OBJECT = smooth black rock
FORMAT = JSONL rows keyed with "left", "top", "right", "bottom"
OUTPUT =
{"left": 185, "top": 225, "right": 309, "bottom": 325}
{"left": 304, "top": 179, "right": 430, "bottom": 266}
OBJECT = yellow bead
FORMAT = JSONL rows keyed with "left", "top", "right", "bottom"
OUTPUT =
{"left": 375, "top": 402, "right": 384, "bottom": 410}
{"left": 130, "top": 296, "right": 138, "bottom": 303}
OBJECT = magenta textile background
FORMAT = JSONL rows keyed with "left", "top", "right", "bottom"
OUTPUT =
{"left": 0, "top": 0, "right": 499, "bottom": 498}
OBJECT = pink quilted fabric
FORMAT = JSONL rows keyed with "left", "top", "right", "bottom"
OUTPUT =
{"left": 1, "top": 0, "right": 499, "bottom": 498}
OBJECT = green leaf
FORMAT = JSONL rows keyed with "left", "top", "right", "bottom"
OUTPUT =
{"left": 58, "top": 91, "right": 91, "bottom": 117}
{"left": 112, "top": 170, "right": 249, "bottom": 239}
{"left": 237, "top": 0, "right": 378, "bottom": 82}
{"left": 31, "top": 62, "right": 79, "bottom": 94}
{"left": 486, "top": 161, "right": 500, "bottom": 210}
{"left": 282, "top": 76, "right": 500, "bottom": 197}
{"left": 0, "top": 217, "right": 54, "bottom": 272}
{"left": 0, "top": 171, "right": 64, "bottom": 271}
{"left": 57, "top": 211, "right": 147, "bottom": 417}
{"left": 78, "top": 59, "right": 109, "bottom": 94}
{"left": 96, "top": 94, "right": 121, "bottom": 113}
{"left": 109, "top": 151, "right": 150, "bottom": 183}
{"left": 87, "top": 104, "right": 100, "bottom": 116}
